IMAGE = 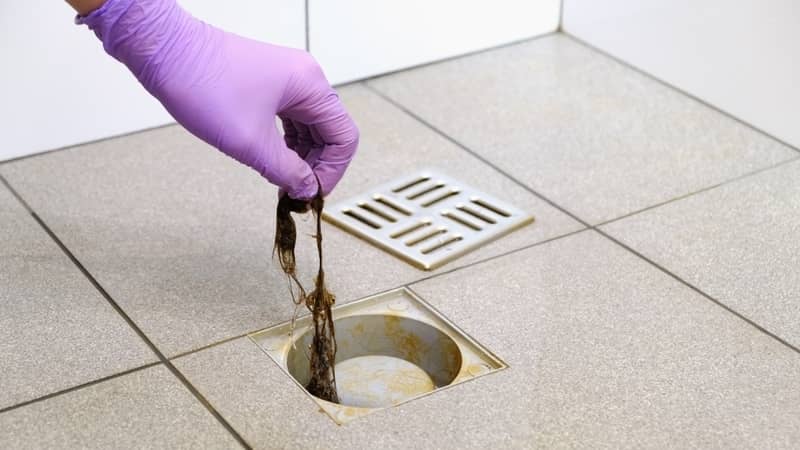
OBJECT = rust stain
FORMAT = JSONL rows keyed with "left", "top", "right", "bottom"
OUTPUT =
{"left": 385, "top": 367, "right": 435, "bottom": 400}
{"left": 383, "top": 314, "right": 402, "bottom": 330}
{"left": 339, "top": 407, "right": 358, "bottom": 417}
{"left": 383, "top": 316, "right": 427, "bottom": 365}
{"left": 441, "top": 339, "right": 462, "bottom": 379}
{"left": 351, "top": 322, "right": 366, "bottom": 336}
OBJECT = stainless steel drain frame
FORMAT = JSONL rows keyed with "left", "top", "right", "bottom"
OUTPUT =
{"left": 323, "top": 169, "right": 534, "bottom": 270}
{"left": 249, "top": 288, "right": 507, "bottom": 424}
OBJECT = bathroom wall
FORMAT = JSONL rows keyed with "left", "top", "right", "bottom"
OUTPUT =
{"left": 308, "top": 0, "right": 561, "bottom": 84}
{"left": 563, "top": 0, "right": 800, "bottom": 149}
{"left": 1, "top": 1, "right": 561, "bottom": 160}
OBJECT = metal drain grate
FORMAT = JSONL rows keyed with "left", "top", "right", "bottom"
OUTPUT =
{"left": 323, "top": 169, "right": 534, "bottom": 270}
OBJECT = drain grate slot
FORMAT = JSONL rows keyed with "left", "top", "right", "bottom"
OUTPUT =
{"left": 374, "top": 195, "right": 412, "bottom": 216}
{"left": 405, "top": 227, "right": 446, "bottom": 247}
{"left": 442, "top": 210, "right": 482, "bottom": 231}
{"left": 421, "top": 189, "right": 460, "bottom": 207}
{"left": 392, "top": 176, "right": 430, "bottom": 193}
{"left": 457, "top": 205, "right": 496, "bottom": 224}
{"left": 324, "top": 169, "right": 534, "bottom": 270}
{"left": 343, "top": 209, "right": 381, "bottom": 229}
{"left": 358, "top": 202, "right": 397, "bottom": 223}
{"left": 471, "top": 198, "right": 511, "bottom": 217}
{"left": 407, "top": 182, "right": 445, "bottom": 200}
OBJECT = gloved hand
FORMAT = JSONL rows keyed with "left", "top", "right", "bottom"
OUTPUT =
{"left": 77, "top": 0, "right": 358, "bottom": 200}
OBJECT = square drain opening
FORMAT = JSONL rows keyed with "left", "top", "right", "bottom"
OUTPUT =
{"left": 323, "top": 168, "right": 534, "bottom": 270}
{"left": 249, "top": 288, "right": 506, "bottom": 424}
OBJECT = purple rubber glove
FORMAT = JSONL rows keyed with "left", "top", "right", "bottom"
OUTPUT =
{"left": 77, "top": 0, "right": 358, "bottom": 199}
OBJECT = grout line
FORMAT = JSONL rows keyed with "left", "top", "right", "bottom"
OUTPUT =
{"left": 164, "top": 364, "right": 252, "bottom": 449}
{"left": 558, "top": 0, "right": 566, "bottom": 31}
{"left": 595, "top": 229, "right": 800, "bottom": 356}
{"left": 0, "top": 123, "right": 176, "bottom": 167}
{"left": 28, "top": 211, "right": 252, "bottom": 449}
{"left": 169, "top": 228, "right": 590, "bottom": 361}
{"left": 27, "top": 211, "right": 165, "bottom": 357}
{"left": 170, "top": 333, "right": 253, "bottom": 361}
{"left": 304, "top": 0, "right": 310, "bottom": 52}
{"left": 0, "top": 363, "right": 161, "bottom": 415}
{"left": 362, "top": 83, "right": 592, "bottom": 229}
{"left": 562, "top": 32, "right": 800, "bottom": 155}
{"left": 0, "top": 177, "right": 252, "bottom": 448}
{"left": 0, "top": 174, "right": 34, "bottom": 211}
{"left": 595, "top": 155, "right": 800, "bottom": 227}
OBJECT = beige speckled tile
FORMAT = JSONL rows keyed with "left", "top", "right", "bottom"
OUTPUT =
{"left": 601, "top": 159, "right": 800, "bottom": 348}
{"left": 174, "top": 231, "right": 800, "bottom": 449}
{"left": 0, "top": 84, "right": 580, "bottom": 357}
{"left": 0, "top": 183, "right": 155, "bottom": 410}
{"left": 369, "top": 34, "right": 798, "bottom": 224}
{"left": 0, "top": 365, "right": 239, "bottom": 449}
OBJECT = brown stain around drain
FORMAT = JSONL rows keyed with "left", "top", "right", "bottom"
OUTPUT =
{"left": 383, "top": 315, "right": 427, "bottom": 365}
{"left": 350, "top": 322, "right": 366, "bottom": 336}
{"left": 337, "top": 359, "right": 435, "bottom": 405}
{"left": 441, "top": 338, "right": 462, "bottom": 379}
{"left": 385, "top": 367, "right": 436, "bottom": 398}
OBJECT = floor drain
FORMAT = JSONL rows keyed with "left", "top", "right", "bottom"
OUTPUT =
{"left": 324, "top": 169, "right": 534, "bottom": 270}
{"left": 249, "top": 288, "right": 506, "bottom": 424}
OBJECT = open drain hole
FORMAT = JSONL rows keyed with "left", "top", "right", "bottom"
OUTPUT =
{"left": 286, "top": 315, "right": 462, "bottom": 408}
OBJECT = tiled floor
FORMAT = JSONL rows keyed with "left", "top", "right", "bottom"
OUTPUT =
{"left": 2, "top": 33, "right": 798, "bottom": 448}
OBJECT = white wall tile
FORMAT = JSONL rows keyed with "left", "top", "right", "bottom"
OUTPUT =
{"left": 309, "top": 0, "right": 561, "bottom": 85}
{"left": 563, "top": 0, "right": 800, "bottom": 149}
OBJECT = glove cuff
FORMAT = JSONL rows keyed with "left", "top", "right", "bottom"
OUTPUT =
{"left": 75, "top": 0, "right": 189, "bottom": 87}
{"left": 74, "top": 0, "right": 136, "bottom": 42}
